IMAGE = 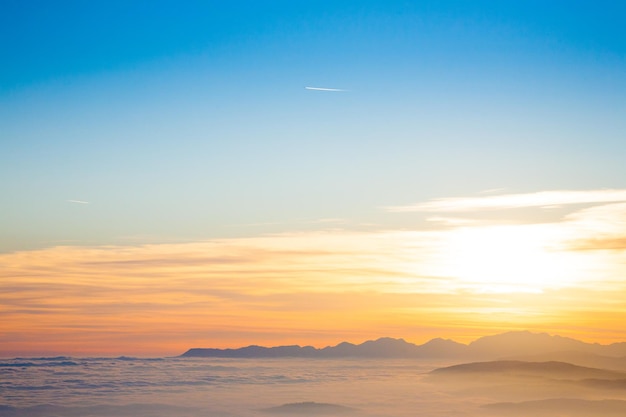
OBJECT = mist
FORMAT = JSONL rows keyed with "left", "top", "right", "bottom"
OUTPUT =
{"left": 3, "top": 354, "right": 626, "bottom": 417}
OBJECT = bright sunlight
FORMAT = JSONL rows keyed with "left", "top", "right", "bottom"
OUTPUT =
{"left": 431, "top": 224, "right": 591, "bottom": 293}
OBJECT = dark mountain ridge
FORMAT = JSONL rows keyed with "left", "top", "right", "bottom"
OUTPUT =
{"left": 181, "top": 331, "right": 626, "bottom": 360}
{"left": 429, "top": 360, "right": 626, "bottom": 379}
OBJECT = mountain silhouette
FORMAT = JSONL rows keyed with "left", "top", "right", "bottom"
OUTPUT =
{"left": 427, "top": 359, "right": 626, "bottom": 405}
{"left": 261, "top": 402, "right": 357, "bottom": 415}
{"left": 180, "top": 331, "right": 626, "bottom": 359}
{"left": 500, "top": 349, "right": 626, "bottom": 371}
{"left": 181, "top": 337, "right": 465, "bottom": 358}
{"left": 429, "top": 360, "right": 626, "bottom": 380}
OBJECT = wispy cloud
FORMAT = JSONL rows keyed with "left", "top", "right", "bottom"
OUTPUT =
{"left": 305, "top": 86, "right": 347, "bottom": 92}
{"left": 386, "top": 189, "right": 626, "bottom": 212}
{"left": 426, "top": 217, "right": 477, "bottom": 226}
{"left": 479, "top": 188, "right": 508, "bottom": 194}
{"left": 564, "top": 202, "right": 626, "bottom": 251}
{"left": 569, "top": 237, "right": 626, "bottom": 251}
{"left": 67, "top": 199, "right": 89, "bottom": 204}
{"left": 313, "top": 218, "right": 346, "bottom": 224}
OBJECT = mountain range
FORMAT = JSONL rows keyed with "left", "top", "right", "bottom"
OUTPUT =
{"left": 429, "top": 360, "right": 626, "bottom": 379}
{"left": 181, "top": 331, "right": 626, "bottom": 366}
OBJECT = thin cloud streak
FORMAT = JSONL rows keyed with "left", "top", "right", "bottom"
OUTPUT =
{"left": 570, "top": 238, "right": 626, "bottom": 251}
{"left": 305, "top": 86, "right": 347, "bottom": 92}
{"left": 67, "top": 199, "right": 89, "bottom": 204}
{"left": 386, "top": 189, "right": 626, "bottom": 212}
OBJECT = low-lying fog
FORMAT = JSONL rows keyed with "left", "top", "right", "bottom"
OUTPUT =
{"left": 1, "top": 357, "right": 625, "bottom": 417}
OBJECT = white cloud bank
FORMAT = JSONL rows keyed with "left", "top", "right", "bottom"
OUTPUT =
{"left": 386, "top": 189, "right": 626, "bottom": 212}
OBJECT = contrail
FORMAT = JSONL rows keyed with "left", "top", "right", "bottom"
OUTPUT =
{"left": 305, "top": 86, "right": 346, "bottom": 92}
{"left": 67, "top": 199, "right": 89, "bottom": 204}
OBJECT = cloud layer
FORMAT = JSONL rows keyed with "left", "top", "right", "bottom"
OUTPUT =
{"left": 386, "top": 189, "right": 626, "bottom": 212}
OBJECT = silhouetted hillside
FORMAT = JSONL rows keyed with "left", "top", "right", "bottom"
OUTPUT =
{"left": 180, "top": 331, "right": 626, "bottom": 359}
{"left": 503, "top": 350, "right": 626, "bottom": 371}
{"left": 181, "top": 337, "right": 466, "bottom": 358}
{"left": 183, "top": 345, "right": 319, "bottom": 358}
{"left": 261, "top": 402, "right": 356, "bottom": 415}
{"left": 429, "top": 360, "right": 626, "bottom": 380}
{"left": 467, "top": 330, "right": 626, "bottom": 358}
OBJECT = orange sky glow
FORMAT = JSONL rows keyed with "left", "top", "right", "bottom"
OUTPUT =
{"left": 2, "top": 190, "right": 626, "bottom": 357}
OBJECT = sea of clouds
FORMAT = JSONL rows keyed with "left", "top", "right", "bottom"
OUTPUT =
{"left": 2, "top": 356, "right": 625, "bottom": 417}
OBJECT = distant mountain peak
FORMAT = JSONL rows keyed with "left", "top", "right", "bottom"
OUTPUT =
{"left": 371, "top": 336, "right": 407, "bottom": 342}
{"left": 181, "top": 331, "right": 626, "bottom": 359}
{"left": 262, "top": 402, "right": 357, "bottom": 415}
{"left": 361, "top": 337, "right": 410, "bottom": 346}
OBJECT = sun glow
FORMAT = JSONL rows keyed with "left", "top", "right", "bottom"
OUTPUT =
{"left": 433, "top": 224, "right": 588, "bottom": 293}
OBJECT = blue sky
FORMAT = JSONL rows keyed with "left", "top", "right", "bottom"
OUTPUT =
{"left": 2, "top": 0, "right": 626, "bottom": 251}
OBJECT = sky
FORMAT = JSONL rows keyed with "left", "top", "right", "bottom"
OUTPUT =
{"left": 1, "top": 0, "right": 626, "bottom": 356}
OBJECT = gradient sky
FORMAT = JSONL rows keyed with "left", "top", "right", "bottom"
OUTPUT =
{"left": 2, "top": 1, "right": 626, "bottom": 356}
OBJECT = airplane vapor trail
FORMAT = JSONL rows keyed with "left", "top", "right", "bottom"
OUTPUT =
{"left": 305, "top": 86, "right": 346, "bottom": 92}
{"left": 67, "top": 200, "right": 89, "bottom": 204}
